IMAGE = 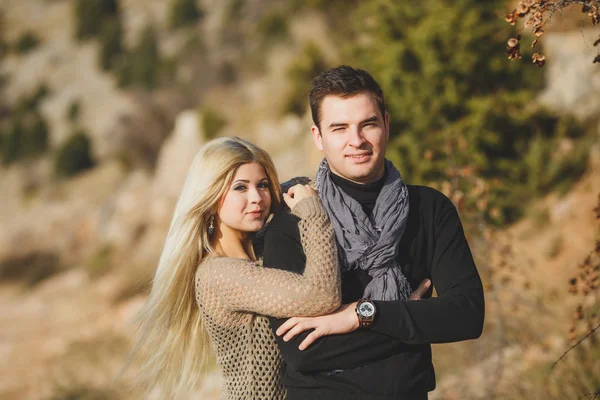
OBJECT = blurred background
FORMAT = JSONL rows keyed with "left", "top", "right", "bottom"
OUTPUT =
{"left": 0, "top": 0, "right": 599, "bottom": 399}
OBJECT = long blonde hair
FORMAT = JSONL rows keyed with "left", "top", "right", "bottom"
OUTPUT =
{"left": 130, "top": 136, "right": 281, "bottom": 398}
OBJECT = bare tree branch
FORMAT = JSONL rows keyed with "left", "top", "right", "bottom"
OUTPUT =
{"left": 552, "top": 322, "right": 600, "bottom": 369}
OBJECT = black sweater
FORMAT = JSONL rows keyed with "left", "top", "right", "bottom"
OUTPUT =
{"left": 262, "top": 176, "right": 485, "bottom": 400}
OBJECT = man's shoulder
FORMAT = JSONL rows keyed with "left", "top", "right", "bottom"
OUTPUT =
{"left": 406, "top": 184, "right": 454, "bottom": 211}
{"left": 266, "top": 208, "right": 301, "bottom": 235}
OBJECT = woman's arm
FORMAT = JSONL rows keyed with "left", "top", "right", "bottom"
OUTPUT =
{"left": 196, "top": 196, "right": 341, "bottom": 318}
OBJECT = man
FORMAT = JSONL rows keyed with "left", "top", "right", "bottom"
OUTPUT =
{"left": 263, "top": 65, "right": 484, "bottom": 399}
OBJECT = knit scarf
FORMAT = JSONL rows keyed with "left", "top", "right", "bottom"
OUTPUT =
{"left": 315, "top": 158, "right": 411, "bottom": 301}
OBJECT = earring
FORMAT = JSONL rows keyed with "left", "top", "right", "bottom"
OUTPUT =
{"left": 208, "top": 215, "right": 215, "bottom": 236}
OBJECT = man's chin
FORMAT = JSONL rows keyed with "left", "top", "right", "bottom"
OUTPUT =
{"left": 343, "top": 164, "right": 381, "bottom": 184}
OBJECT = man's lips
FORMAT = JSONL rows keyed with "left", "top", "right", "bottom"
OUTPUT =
{"left": 346, "top": 153, "right": 372, "bottom": 160}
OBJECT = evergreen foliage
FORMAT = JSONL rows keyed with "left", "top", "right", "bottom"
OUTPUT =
{"left": 54, "top": 131, "right": 95, "bottom": 178}
{"left": 1, "top": 85, "right": 50, "bottom": 165}
{"left": 201, "top": 108, "right": 227, "bottom": 139}
{"left": 74, "top": 0, "right": 119, "bottom": 40}
{"left": 117, "top": 25, "right": 160, "bottom": 90}
{"left": 15, "top": 31, "right": 40, "bottom": 54}
{"left": 1, "top": 114, "right": 49, "bottom": 165}
{"left": 285, "top": 42, "right": 329, "bottom": 116}
{"left": 2, "top": 119, "right": 23, "bottom": 165}
{"left": 169, "top": 0, "right": 204, "bottom": 29}
{"left": 343, "top": 0, "right": 593, "bottom": 224}
{"left": 99, "top": 17, "right": 124, "bottom": 71}
{"left": 257, "top": 11, "right": 289, "bottom": 40}
{"left": 67, "top": 100, "right": 81, "bottom": 123}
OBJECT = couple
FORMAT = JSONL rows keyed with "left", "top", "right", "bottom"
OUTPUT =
{"left": 133, "top": 66, "right": 485, "bottom": 399}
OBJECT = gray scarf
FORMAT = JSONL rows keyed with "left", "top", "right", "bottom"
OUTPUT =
{"left": 315, "top": 158, "right": 411, "bottom": 301}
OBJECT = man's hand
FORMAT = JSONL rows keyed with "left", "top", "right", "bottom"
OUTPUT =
{"left": 409, "top": 278, "right": 431, "bottom": 300}
{"left": 276, "top": 279, "right": 432, "bottom": 350}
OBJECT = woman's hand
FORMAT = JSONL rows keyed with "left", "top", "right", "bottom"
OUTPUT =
{"left": 276, "top": 302, "right": 360, "bottom": 350}
{"left": 283, "top": 184, "right": 318, "bottom": 210}
{"left": 276, "top": 279, "right": 432, "bottom": 350}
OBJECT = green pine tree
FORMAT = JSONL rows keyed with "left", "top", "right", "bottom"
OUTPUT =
{"left": 74, "top": 0, "right": 119, "bottom": 40}
{"left": 54, "top": 132, "right": 95, "bottom": 178}
{"left": 170, "top": 0, "right": 204, "bottom": 29}
{"left": 99, "top": 17, "right": 124, "bottom": 71}
{"left": 132, "top": 25, "right": 160, "bottom": 90}
{"left": 344, "top": 0, "right": 592, "bottom": 224}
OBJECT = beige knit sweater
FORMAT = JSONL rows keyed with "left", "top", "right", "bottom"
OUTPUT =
{"left": 195, "top": 197, "right": 341, "bottom": 400}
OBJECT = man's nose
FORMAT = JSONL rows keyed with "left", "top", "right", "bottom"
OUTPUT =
{"left": 348, "top": 126, "right": 366, "bottom": 147}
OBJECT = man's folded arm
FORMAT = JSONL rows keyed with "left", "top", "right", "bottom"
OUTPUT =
{"left": 268, "top": 315, "right": 409, "bottom": 373}
{"left": 371, "top": 201, "right": 485, "bottom": 344}
{"left": 262, "top": 213, "right": 409, "bottom": 372}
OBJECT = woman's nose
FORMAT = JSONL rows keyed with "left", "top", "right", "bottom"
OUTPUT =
{"left": 248, "top": 187, "right": 262, "bottom": 203}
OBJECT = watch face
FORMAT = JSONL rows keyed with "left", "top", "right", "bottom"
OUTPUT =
{"left": 358, "top": 302, "right": 375, "bottom": 318}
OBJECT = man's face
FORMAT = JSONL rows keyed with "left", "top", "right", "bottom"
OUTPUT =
{"left": 311, "top": 93, "right": 389, "bottom": 184}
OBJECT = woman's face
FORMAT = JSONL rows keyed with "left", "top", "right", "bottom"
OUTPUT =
{"left": 217, "top": 162, "right": 272, "bottom": 235}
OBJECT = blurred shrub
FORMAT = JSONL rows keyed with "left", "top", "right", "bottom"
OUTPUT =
{"left": 344, "top": 0, "right": 593, "bottom": 225}
{"left": 117, "top": 25, "right": 160, "bottom": 90}
{"left": 48, "top": 334, "right": 132, "bottom": 400}
{"left": 285, "top": 42, "right": 329, "bottom": 116}
{"left": 73, "top": 0, "right": 119, "bottom": 41}
{"left": 1, "top": 84, "right": 51, "bottom": 165}
{"left": 0, "top": 251, "right": 62, "bottom": 287}
{"left": 503, "top": 343, "right": 600, "bottom": 399}
{"left": 257, "top": 11, "right": 289, "bottom": 40}
{"left": 15, "top": 31, "right": 40, "bottom": 54}
{"left": 66, "top": 99, "right": 81, "bottom": 123}
{"left": 201, "top": 107, "right": 227, "bottom": 139}
{"left": 98, "top": 17, "right": 124, "bottom": 71}
{"left": 16, "top": 83, "right": 49, "bottom": 113}
{"left": 86, "top": 245, "right": 113, "bottom": 278}
{"left": 170, "top": 0, "right": 204, "bottom": 29}
{"left": 1, "top": 113, "right": 49, "bottom": 165}
{"left": 1, "top": 119, "right": 23, "bottom": 165}
{"left": 0, "top": 38, "right": 8, "bottom": 58}
{"left": 223, "top": 0, "right": 245, "bottom": 23}
{"left": 54, "top": 131, "right": 95, "bottom": 178}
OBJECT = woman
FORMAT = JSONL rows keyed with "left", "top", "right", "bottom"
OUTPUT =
{"left": 131, "top": 136, "right": 341, "bottom": 399}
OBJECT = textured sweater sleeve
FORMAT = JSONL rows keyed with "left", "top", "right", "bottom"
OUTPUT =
{"left": 196, "top": 196, "right": 341, "bottom": 319}
{"left": 263, "top": 211, "right": 409, "bottom": 372}
{"left": 370, "top": 199, "right": 485, "bottom": 343}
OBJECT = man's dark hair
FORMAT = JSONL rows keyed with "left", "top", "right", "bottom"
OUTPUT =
{"left": 309, "top": 65, "right": 386, "bottom": 130}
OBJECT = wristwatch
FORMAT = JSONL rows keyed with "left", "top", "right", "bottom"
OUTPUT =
{"left": 355, "top": 298, "right": 377, "bottom": 328}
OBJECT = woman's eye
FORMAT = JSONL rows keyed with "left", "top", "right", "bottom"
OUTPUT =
{"left": 234, "top": 185, "right": 247, "bottom": 191}
{"left": 258, "top": 182, "right": 269, "bottom": 189}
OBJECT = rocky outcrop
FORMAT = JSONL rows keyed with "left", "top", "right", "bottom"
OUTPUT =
{"left": 538, "top": 27, "right": 600, "bottom": 119}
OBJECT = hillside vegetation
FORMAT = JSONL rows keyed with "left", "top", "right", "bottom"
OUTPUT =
{"left": 0, "top": 0, "right": 599, "bottom": 399}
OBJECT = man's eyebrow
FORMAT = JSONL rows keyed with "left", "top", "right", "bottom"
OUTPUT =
{"left": 361, "top": 116, "right": 379, "bottom": 124}
{"left": 327, "top": 116, "right": 380, "bottom": 128}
